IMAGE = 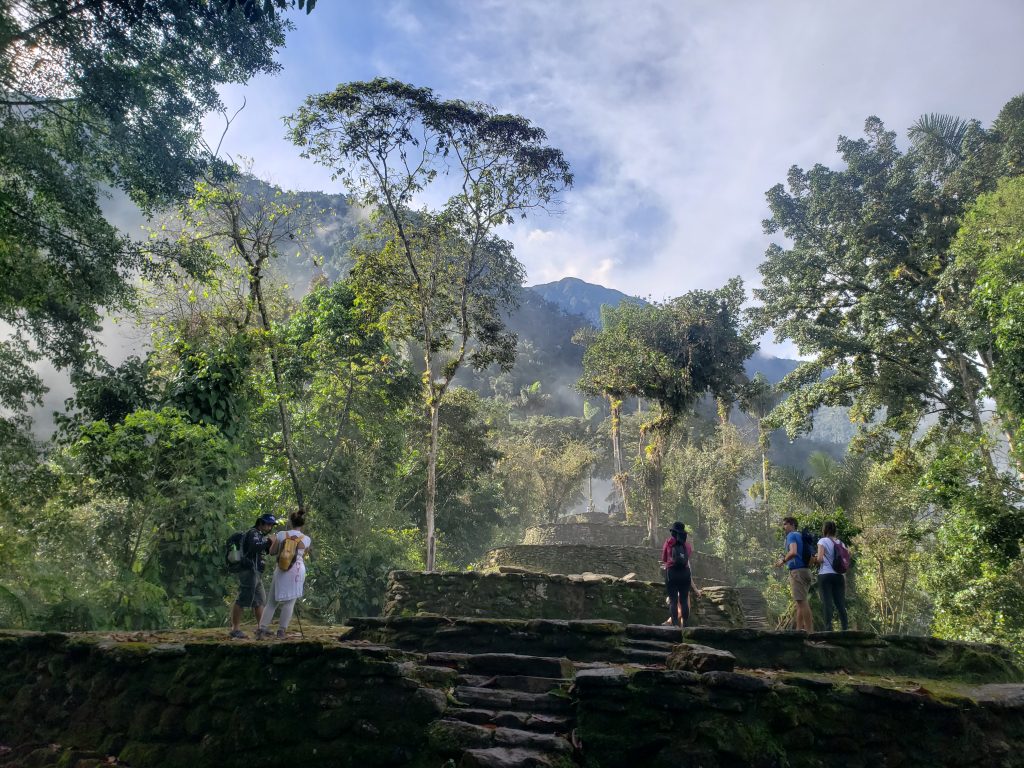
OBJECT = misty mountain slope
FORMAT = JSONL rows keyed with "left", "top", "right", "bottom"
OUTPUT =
{"left": 529, "top": 276, "right": 644, "bottom": 325}
{"left": 94, "top": 184, "right": 855, "bottom": 454}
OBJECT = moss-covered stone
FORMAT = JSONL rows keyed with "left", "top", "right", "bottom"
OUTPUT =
{"left": 0, "top": 631, "right": 448, "bottom": 768}
{"left": 680, "top": 627, "right": 1023, "bottom": 683}
{"left": 575, "top": 663, "right": 1024, "bottom": 767}
{"left": 383, "top": 569, "right": 748, "bottom": 627}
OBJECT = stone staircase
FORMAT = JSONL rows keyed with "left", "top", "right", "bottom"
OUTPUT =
{"left": 619, "top": 623, "right": 679, "bottom": 665}
{"left": 343, "top": 619, "right": 690, "bottom": 765}
{"left": 736, "top": 587, "right": 770, "bottom": 630}
{"left": 425, "top": 652, "right": 577, "bottom": 767}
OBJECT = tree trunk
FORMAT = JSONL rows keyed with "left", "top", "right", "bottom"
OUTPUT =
{"left": 609, "top": 397, "right": 630, "bottom": 518}
{"left": 958, "top": 352, "right": 1002, "bottom": 478}
{"left": 644, "top": 425, "right": 668, "bottom": 544}
{"left": 760, "top": 429, "right": 770, "bottom": 533}
{"left": 253, "top": 277, "right": 305, "bottom": 514}
{"left": 425, "top": 399, "right": 440, "bottom": 572}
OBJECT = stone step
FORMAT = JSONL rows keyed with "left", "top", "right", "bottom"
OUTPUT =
{"left": 625, "top": 623, "right": 684, "bottom": 642}
{"left": 448, "top": 708, "right": 572, "bottom": 734}
{"left": 453, "top": 686, "right": 573, "bottom": 714}
{"left": 430, "top": 718, "right": 573, "bottom": 755}
{"left": 618, "top": 648, "right": 670, "bottom": 665}
{"left": 460, "top": 746, "right": 565, "bottom": 768}
{"left": 457, "top": 674, "right": 568, "bottom": 693}
{"left": 623, "top": 638, "right": 676, "bottom": 653}
{"left": 427, "top": 652, "right": 573, "bottom": 679}
{"left": 737, "top": 587, "right": 770, "bottom": 629}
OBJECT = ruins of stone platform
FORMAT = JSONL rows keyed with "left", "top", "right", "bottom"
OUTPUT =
{"left": 5, "top": 622, "right": 1024, "bottom": 768}
{"left": 484, "top": 517, "right": 731, "bottom": 584}
{"left": 383, "top": 569, "right": 747, "bottom": 628}
{"left": 5, "top": 514, "right": 1018, "bottom": 766}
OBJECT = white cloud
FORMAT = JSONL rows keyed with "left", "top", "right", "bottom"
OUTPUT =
{"left": 203, "top": 0, "right": 1024, "bottom": 307}
{"left": 396, "top": 0, "right": 1024, "bottom": 303}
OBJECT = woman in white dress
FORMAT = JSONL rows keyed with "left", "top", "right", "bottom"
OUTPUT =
{"left": 256, "top": 510, "right": 311, "bottom": 639}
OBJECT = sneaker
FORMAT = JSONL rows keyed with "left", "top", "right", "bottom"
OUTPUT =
{"left": 276, "top": 629, "right": 287, "bottom": 639}
{"left": 254, "top": 627, "right": 269, "bottom": 640}
{"left": 229, "top": 629, "right": 247, "bottom": 639}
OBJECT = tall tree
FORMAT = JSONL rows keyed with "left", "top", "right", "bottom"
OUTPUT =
{"left": 580, "top": 279, "right": 754, "bottom": 542}
{"left": 575, "top": 319, "right": 631, "bottom": 517}
{"left": 288, "top": 79, "right": 572, "bottom": 570}
{"left": 165, "top": 171, "right": 320, "bottom": 512}
{"left": 739, "top": 373, "right": 780, "bottom": 531}
{"left": 947, "top": 175, "right": 1024, "bottom": 471}
{"left": 752, "top": 96, "right": 1024, "bottom": 454}
{"left": 0, "top": 1, "right": 308, "bottom": 427}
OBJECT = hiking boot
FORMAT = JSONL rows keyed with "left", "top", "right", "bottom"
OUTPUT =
{"left": 229, "top": 629, "right": 247, "bottom": 639}
{"left": 276, "top": 629, "right": 287, "bottom": 639}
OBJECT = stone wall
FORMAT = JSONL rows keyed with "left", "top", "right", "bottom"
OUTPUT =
{"left": 574, "top": 663, "right": 1024, "bottom": 767}
{"left": 382, "top": 569, "right": 746, "bottom": 628}
{"left": 483, "top": 544, "right": 731, "bottom": 584}
{"left": 521, "top": 522, "right": 647, "bottom": 546}
{"left": 4, "top": 624, "right": 1022, "bottom": 768}
{"left": 680, "top": 626, "right": 1024, "bottom": 683}
{"left": 0, "top": 631, "right": 446, "bottom": 768}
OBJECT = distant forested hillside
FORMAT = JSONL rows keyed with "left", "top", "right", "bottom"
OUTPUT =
{"left": 95, "top": 186, "right": 856, "bottom": 462}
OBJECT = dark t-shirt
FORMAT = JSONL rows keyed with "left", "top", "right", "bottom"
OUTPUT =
{"left": 242, "top": 528, "right": 271, "bottom": 572}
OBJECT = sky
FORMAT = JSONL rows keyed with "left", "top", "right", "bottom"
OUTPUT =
{"left": 205, "top": 0, "right": 1024, "bottom": 312}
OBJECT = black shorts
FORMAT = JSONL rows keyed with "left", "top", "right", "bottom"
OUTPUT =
{"left": 236, "top": 569, "right": 266, "bottom": 608}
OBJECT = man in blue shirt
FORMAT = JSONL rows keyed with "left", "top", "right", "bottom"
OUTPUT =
{"left": 774, "top": 516, "right": 812, "bottom": 631}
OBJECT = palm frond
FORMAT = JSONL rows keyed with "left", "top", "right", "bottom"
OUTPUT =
{"left": 909, "top": 113, "right": 970, "bottom": 159}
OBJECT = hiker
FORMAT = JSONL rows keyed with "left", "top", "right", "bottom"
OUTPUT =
{"left": 814, "top": 521, "right": 849, "bottom": 631}
{"left": 774, "top": 516, "right": 813, "bottom": 631}
{"left": 229, "top": 513, "right": 277, "bottom": 639}
{"left": 256, "top": 509, "right": 312, "bottom": 639}
{"left": 661, "top": 521, "right": 701, "bottom": 627}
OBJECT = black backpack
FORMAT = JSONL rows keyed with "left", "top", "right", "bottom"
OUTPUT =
{"left": 670, "top": 542, "right": 689, "bottom": 570}
{"left": 799, "top": 528, "right": 817, "bottom": 565}
{"left": 224, "top": 531, "right": 247, "bottom": 572}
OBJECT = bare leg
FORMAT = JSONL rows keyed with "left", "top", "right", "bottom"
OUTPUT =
{"left": 795, "top": 600, "right": 813, "bottom": 631}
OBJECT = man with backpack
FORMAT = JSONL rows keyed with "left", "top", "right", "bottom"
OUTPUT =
{"left": 774, "top": 516, "right": 813, "bottom": 631}
{"left": 660, "top": 521, "right": 701, "bottom": 627}
{"left": 228, "top": 513, "right": 277, "bottom": 639}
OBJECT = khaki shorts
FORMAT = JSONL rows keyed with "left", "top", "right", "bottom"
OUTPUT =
{"left": 789, "top": 568, "right": 812, "bottom": 602}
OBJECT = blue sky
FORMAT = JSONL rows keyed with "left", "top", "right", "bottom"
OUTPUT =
{"left": 206, "top": 0, "right": 1024, "bottom": 307}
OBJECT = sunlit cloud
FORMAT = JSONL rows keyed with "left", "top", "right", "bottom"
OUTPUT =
{"left": 202, "top": 0, "right": 1024, "bottom": 332}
